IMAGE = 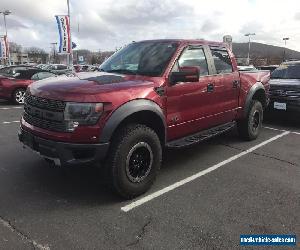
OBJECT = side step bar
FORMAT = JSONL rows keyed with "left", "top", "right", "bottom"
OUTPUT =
{"left": 166, "top": 122, "right": 236, "bottom": 148}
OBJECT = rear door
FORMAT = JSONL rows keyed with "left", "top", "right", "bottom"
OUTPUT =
{"left": 205, "top": 46, "right": 240, "bottom": 125}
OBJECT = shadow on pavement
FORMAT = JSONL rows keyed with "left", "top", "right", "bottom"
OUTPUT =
{"left": 264, "top": 110, "right": 300, "bottom": 131}
{"left": 12, "top": 159, "right": 122, "bottom": 209}
{"left": 0, "top": 99, "right": 11, "bottom": 105}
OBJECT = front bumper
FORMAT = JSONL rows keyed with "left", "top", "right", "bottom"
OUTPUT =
{"left": 18, "top": 127, "right": 110, "bottom": 167}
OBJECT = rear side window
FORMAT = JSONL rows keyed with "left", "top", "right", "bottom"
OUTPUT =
{"left": 174, "top": 47, "right": 209, "bottom": 76}
{"left": 211, "top": 48, "right": 233, "bottom": 74}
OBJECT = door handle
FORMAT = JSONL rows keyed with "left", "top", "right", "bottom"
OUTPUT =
{"left": 207, "top": 83, "right": 214, "bottom": 92}
{"left": 232, "top": 80, "right": 240, "bottom": 88}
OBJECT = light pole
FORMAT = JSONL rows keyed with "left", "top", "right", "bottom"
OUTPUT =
{"left": 283, "top": 37, "right": 289, "bottom": 62}
{"left": 66, "top": 0, "right": 73, "bottom": 67}
{"left": 245, "top": 33, "right": 255, "bottom": 66}
{"left": 50, "top": 42, "right": 57, "bottom": 63}
{"left": 0, "top": 10, "right": 12, "bottom": 65}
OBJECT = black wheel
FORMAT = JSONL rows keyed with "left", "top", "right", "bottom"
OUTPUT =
{"left": 12, "top": 88, "right": 26, "bottom": 105}
{"left": 237, "top": 100, "right": 263, "bottom": 141}
{"left": 106, "top": 124, "right": 162, "bottom": 199}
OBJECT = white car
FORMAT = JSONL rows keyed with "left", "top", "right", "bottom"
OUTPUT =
{"left": 237, "top": 65, "right": 257, "bottom": 71}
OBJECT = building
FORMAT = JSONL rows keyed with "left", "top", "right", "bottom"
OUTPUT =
{"left": 10, "top": 52, "right": 29, "bottom": 65}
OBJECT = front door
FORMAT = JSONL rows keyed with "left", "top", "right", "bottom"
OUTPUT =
{"left": 166, "top": 45, "right": 217, "bottom": 141}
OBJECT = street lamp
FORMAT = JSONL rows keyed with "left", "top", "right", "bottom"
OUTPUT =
{"left": 283, "top": 37, "right": 289, "bottom": 62}
{"left": 245, "top": 33, "right": 256, "bottom": 66}
{"left": 0, "top": 10, "right": 12, "bottom": 65}
{"left": 50, "top": 42, "right": 57, "bottom": 63}
{"left": 66, "top": 0, "right": 73, "bottom": 66}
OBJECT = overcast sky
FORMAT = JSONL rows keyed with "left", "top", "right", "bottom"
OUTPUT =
{"left": 1, "top": 0, "right": 300, "bottom": 52}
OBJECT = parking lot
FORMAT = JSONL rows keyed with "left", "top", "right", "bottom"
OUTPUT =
{"left": 0, "top": 101, "right": 299, "bottom": 250}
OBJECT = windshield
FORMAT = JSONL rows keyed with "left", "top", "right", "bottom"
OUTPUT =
{"left": 271, "top": 64, "right": 300, "bottom": 79}
{"left": 99, "top": 41, "right": 178, "bottom": 77}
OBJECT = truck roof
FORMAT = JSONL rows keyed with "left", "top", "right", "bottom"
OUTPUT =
{"left": 135, "top": 39, "right": 227, "bottom": 47}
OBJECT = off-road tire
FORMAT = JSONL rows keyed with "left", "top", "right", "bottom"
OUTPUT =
{"left": 237, "top": 100, "right": 263, "bottom": 141}
{"left": 106, "top": 124, "right": 162, "bottom": 199}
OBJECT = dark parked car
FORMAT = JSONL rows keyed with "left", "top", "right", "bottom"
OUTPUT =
{"left": 0, "top": 66, "right": 56, "bottom": 104}
{"left": 269, "top": 61, "right": 300, "bottom": 112}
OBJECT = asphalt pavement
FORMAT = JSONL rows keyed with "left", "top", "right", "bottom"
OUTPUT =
{"left": 0, "top": 100, "right": 299, "bottom": 249}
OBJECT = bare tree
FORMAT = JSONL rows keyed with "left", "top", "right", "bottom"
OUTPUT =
{"left": 24, "top": 47, "right": 48, "bottom": 63}
{"left": 9, "top": 42, "right": 22, "bottom": 53}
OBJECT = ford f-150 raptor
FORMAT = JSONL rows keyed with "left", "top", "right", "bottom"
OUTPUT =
{"left": 19, "top": 39, "right": 270, "bottom": 199}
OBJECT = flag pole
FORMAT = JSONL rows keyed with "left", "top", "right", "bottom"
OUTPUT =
{"left": 67, "top": 0, "right": 73, "bottom": 67}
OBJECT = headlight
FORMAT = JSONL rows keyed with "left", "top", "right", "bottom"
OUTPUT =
{"left": 64, "top": 102, "right": 103, "bottom": 131}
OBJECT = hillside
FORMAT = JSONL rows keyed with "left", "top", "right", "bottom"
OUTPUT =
{"left": 232, "top": 42, "right": 300, "bottom": 61}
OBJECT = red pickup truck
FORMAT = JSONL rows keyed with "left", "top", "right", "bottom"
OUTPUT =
{"left": 19, "top": 39, "right": 270, "bottom": 198}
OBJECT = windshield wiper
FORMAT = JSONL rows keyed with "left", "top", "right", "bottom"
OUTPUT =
{"left": 105, "top": 69, "right": 137, "bottom": 75}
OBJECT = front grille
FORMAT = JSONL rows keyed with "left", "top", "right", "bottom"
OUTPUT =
{"left": 24, "top": 93, "right": 65, "bottom": 112}
{"left": 270, "top": 89, "right": 300, "bottom": 97}
{"left": 23, "top": 112, "right": 67, "bottom": 132}
{"left": 23, "top": 93, "right": 67, "bottom": 132}
{"left": 269, "top": 86, "right": 300, "bottom": 99}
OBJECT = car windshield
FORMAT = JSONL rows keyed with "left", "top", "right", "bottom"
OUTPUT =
{"left": 271, "top": 64, "right": 300, "bottom": 79}
{"left": 99, "top": 41, "right": 178, "bottom": 77}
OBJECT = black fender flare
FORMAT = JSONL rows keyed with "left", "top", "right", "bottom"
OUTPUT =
{"left": 243, "top": 82, "right": 266, "bottom": 117}
{"left": 99, "top": 99, "right": 166, "bottom": 143}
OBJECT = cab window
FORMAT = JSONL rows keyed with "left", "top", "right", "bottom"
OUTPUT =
{"left": 211, "top": 48, "right": 233, "bottom": 74}
{"left": 173, "top": 47, "right": 209, "bottom": 76}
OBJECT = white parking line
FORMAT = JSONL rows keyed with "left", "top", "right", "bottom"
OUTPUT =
{"left": 2, "top": 120, "right": 20, "bottom": 124}
{"left": 0, "top": 106, "right": 23, "bottom": 110}
{"left": 293, "top": 131, "right": 300, "bottom": 135}
{"left": 263, "top": 126, "right": 286, "bottom": 132}
{"left": 263, "top": 126, "right": 300, "bottom": 135}
{"left": 121, "top": 131, "right": 290, "bottom": 212}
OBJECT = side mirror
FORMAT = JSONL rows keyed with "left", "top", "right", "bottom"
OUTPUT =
{"left": 170, "top": 66, "right": 199, "bottom": 84}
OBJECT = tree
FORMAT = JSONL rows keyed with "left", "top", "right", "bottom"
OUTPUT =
{"left": 24, "top": 47, "right": 48, "bottom": 64}
{"left": 9, "top": 42, "right": 22, "bottom": 53}
{"left": 91, "top": 55, "right": 97, "bottom": 65}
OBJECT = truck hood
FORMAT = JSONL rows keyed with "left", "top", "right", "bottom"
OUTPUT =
{"left": 28, "top": 72, "right": 161, "bottom": 102}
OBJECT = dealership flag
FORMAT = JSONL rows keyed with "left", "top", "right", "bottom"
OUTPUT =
{"left": 0, "top": 36, "right": 9, "bottom": 59}
{"left": 55, "top": 15, "right": 71, "bottom": 54}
